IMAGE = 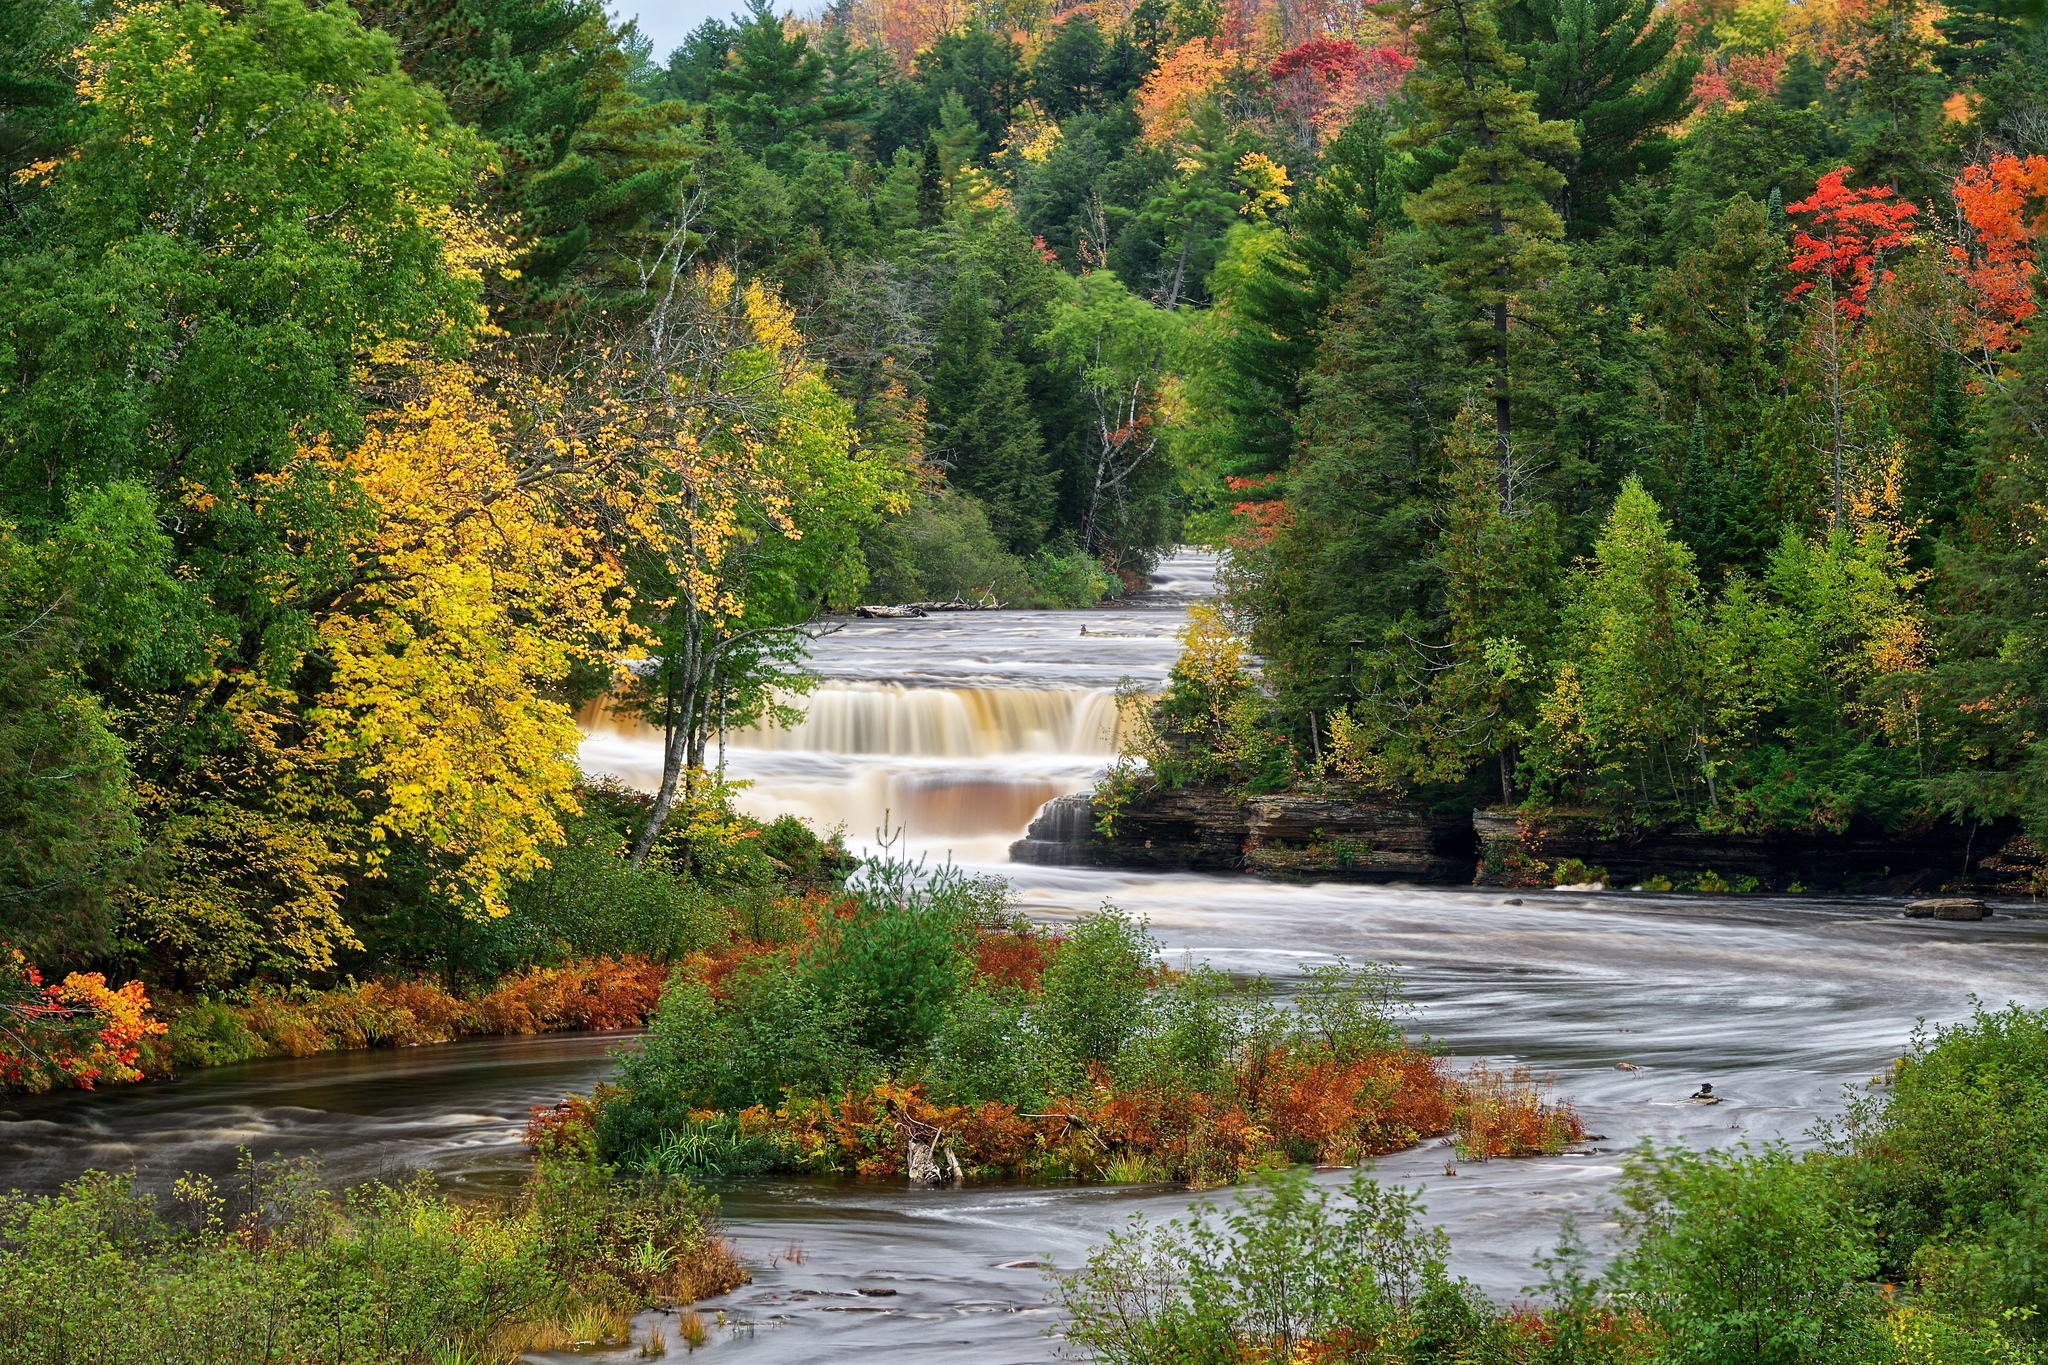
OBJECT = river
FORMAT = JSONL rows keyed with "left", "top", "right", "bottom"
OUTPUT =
{"left": 4, "top": 550, "right": 2045, "bottom": 1363}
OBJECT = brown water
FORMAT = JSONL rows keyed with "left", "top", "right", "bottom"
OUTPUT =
{"left": 7, "top": 550, "right": 2045, "bottom": 1363}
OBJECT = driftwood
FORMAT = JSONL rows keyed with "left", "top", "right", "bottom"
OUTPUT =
{"left": 854, "top": 591, "right": 1003, "bottom": 619}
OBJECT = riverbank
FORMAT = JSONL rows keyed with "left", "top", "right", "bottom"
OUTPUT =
{"left": 0, "top": 1152, "right": 746, "bottom": 1365}
{"left": 0, "top": 952, "right": 674, "bottom": 1096}
{"left": 1012, "top": 786, "right": 2034, "bottom": 897}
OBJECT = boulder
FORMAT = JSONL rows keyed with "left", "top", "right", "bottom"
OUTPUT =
{"left": 1903, "top": 897, "right": 1990, "bottom": 921}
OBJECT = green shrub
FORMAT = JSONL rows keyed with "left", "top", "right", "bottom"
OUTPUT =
{"left": 1035, "top": 905, "right": 1159, "bottom": 1087}
{"left": 1053, "top": 1164, "right": 1485, "bottom": 1364}
{"left": 1119, "top": 965, "right": 1279, "bottom": 1096}
{"left": 801, "top": 881, "right": 972, "bottom": 1060}
{"left": 925, "top": 983, "right": 1044, "bottom": 1110}
{"left": 1612, "top": 1142, "right": 1881, "bottom": 1364}
{"left": 1288, "top": 958, "right": 1407, "bottom": 1060}
{"left": 1830, "top": 1003, "right": 2048, "bottom": 1298}
{"left": 162, "top": 998, "right": 264, "bottom": 1068}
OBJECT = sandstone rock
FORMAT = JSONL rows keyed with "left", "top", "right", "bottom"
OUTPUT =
{"left": 1903, "top": 897, "right": 1989, "bottom": 921}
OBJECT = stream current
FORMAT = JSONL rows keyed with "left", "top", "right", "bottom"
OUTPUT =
{"left": 5, "top": 550, "right": 2046, "bottom": 1363}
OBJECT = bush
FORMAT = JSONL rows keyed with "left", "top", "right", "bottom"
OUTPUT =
{"left": 1611, "top": 1142, "right": 1881, "bottom": 1364}
{"left": 1034, "top": 905, "right": 1159, "bottom": 1086}
{"left": 1053, "top": 1164, "right": 1485, "bottom": 1364}
{"left": 0, "top": 1154, "right": 744, "bottom": 1365}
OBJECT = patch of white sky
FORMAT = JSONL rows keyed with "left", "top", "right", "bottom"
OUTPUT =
{"left": 615, "top": 1, "right": 826, "bottom": 66}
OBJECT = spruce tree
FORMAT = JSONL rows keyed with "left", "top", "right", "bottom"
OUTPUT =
{"left": 916, "top": 135, "right": 946, "bottom": 226}
{"left": 1207, "top": 107, "right": 1403, "bottom": 479}
{"left": 1034, "top": 14, "right": 1109, "bottom": 119}
{"left": 1394, "top": 0, "right": 1578, "bottom": 493}
{"left": 1934, "top": 0, "right": 2035, "bottom": 78}
{"left": 1501, "top": 0, "right": 1699, "bottom": 234}
{"left": 932, "top": 272, "right": 1055, "bottom": 552}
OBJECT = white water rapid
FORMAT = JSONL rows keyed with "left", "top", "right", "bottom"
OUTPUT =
{"left": 6, "top": 549, "right": 2046, "bottom": 1365}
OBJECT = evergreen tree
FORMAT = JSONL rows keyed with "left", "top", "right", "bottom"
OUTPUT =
{"left": 1204, "top": 107, "right": 1403, "bottom": 479}
{"left": 661, "top": 18, "right": 737, "bottom": 102}
{"left": 1134, "top": 100, "right": 1244, "bottom": 309}
{"left": 1035, "top": 14, "right": 1110, "bottom": 120}
{"left": 1502, "top": 0, "right": 1699, "bottom": 234}
{"left": 357, "top": 0, "right": 695, "bottom": 304}
{"left": 1934, "top": 0, "right": 2036, "bottom": 78}
{"left": 1679, "top": 403, "right": 1721, "bottom": 567}
{"left": 1394, "top": 0, "right": 1578, "bottom": 486}
{"left": 1850, "top": 0, "right": 1944, "bottom": 203}
{"left": 916, "top": 135, "right": 946, "bottom": 226}
{"left": 710, "top": 0, "right": 867, "bottom": 162}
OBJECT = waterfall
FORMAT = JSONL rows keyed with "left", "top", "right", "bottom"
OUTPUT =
{"left": 576, "top": 682, "right": 1125, "bottom": 857}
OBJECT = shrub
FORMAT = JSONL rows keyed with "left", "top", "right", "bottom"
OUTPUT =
{"left": 0, "top": 1154, "right": 744, "bottom": 1365}
{"left": 1053, "top": 1164, "right": 1484, "bottom": 1364}
{"left": 1611, "top": 1142, "right": 1881, "bottom": 1364}
{"left": 1035, "top": 905, "right": 1160, "bottom": 1086}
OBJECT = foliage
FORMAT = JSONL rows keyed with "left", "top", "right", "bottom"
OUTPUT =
{"left": 0, "top": 1153, "right": 744, "bottom": 1364}
{"left": 589, "top": 869, "right": 1579, "bottom": 1185}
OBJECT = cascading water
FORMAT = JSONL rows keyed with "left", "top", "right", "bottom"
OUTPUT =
{"left": 573, "top": 563, "right": 1203, "bottom": 860}
{"left": 578, "top": 683, "right": 1123, "bottom": 859}
{"left": 7, "top": 549, "right": 2048, "bottom": 1365}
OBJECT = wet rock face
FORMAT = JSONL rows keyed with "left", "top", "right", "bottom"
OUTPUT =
{"left": 1903, "top": 897, "right": 1990, "bottom": 921}
{"left": 1472, "top": 808, "right": 2007, "bottom": 895}
{"left": 1009, "top": 788, "right": 1474, "bottom": 881}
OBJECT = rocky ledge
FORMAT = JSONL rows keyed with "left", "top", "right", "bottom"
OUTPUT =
{"left": 1009, "top": 788, "right": 1476, "bottom": 883}
{"left": 1012, "top": 787, "right": 2015, "bottom": 895}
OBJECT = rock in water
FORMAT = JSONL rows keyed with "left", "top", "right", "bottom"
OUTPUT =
{"left": 1903, "top": 897, "right": 1990, "bottom": 921}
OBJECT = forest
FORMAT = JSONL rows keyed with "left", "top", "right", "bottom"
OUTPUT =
{"left": 2, "top": 0, "right": 2048, "bottom": 1357}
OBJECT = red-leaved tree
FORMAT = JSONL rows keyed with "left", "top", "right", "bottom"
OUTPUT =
{"left": 1785, "top": 167, "right": 1918, "bottom": 522}
{"left": 1267, "top": 38, "right": 1413, "bottom": 150}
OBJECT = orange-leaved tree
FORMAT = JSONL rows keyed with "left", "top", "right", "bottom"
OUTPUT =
{"left": 1786, "top": 167, "right": 1919, "bottom": 523}
{"left": 0, "top": 947, "right": 162, "bottom": 1092}
{"left": 1948, "top": 153, "right": 2048, "bottom": 358}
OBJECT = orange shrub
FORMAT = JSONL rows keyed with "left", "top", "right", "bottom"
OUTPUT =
{"left": 1452, "top": 1061, "right": 1585, "bottom": 1159}
{"left": 972, "top": 928, "right": 1057, "bottom": 991}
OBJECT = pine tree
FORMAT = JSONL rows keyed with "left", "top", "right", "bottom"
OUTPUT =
{"left": 1034, "top": 14, "right": 1109, "bottom": 119}
{"left": 1502, "top": 0, "right": 1699, "bottom": 234}
{"left": 1135, "top": 99, "right": 1244, "bottom": 309}
{"left": 1679, "top": 403, "right": 1721, "bottom": 566}
{"left": 1393, "top": 0, "right": 1578, "bottom": 492}
{"left": 710, "top": 0, "right": 867, "bottom": 162}
{"left": 930, "top": 269, "right": 1055, "bottom": 552}
{"left": 1206, "top": 107, "right": 1403, "bottom": 479}
{"left": 1934, "top": 0, "right": 2035, "bottom": 78}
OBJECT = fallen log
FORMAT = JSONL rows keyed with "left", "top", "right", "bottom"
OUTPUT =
{"left": 854, "top": 592, "right": 1003, "bottom": 618}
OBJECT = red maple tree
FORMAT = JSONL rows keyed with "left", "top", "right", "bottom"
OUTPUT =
{"left": 1785, "top": 167, "right": 1919, "bottom": 319}
{"left": 1949, "top": 153, "right": 2048, "bottom": 352}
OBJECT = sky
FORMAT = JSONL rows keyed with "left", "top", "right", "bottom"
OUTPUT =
{"left": 619, "top": 0, "right": 806, "bottom": 62}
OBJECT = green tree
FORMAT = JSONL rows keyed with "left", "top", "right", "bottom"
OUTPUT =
{"left": 1033, "top": 13, "right": 1109, "bottom": 120}
{"left": 710, "top": 0, "right": 867, "bottom": 163}
{"left": 1196, "top": 107, "right": 1404, "bottom": 482}
{"left": 1502, "top": 0, "right": 1699, "bottom": 234}
{"left": 1534, "top": 478, "right": 1715, "bottom": 818}
{"left": 932, "top": 270, "right": 1055, "bottom": 552}
{"left": 1038, "top": 272, "right": 1182, "bottom": 562}
{"left": 1392, "top": 0, "right": 1578, "bottom": 476}
{"left": 1850, "top": 0, "right": 1945, "bottom": 203}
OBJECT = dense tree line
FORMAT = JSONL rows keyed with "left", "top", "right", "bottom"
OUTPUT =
{"left": 1, "top": 0, "right": 2043, "bottom": 991}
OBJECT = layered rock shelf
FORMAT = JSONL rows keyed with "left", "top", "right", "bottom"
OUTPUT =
{"left": 1012, "top": 786, "right": 2016, "bottom": 895}
{"left": 1009, "top": 789, "right": 1476, "bottom": 883}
